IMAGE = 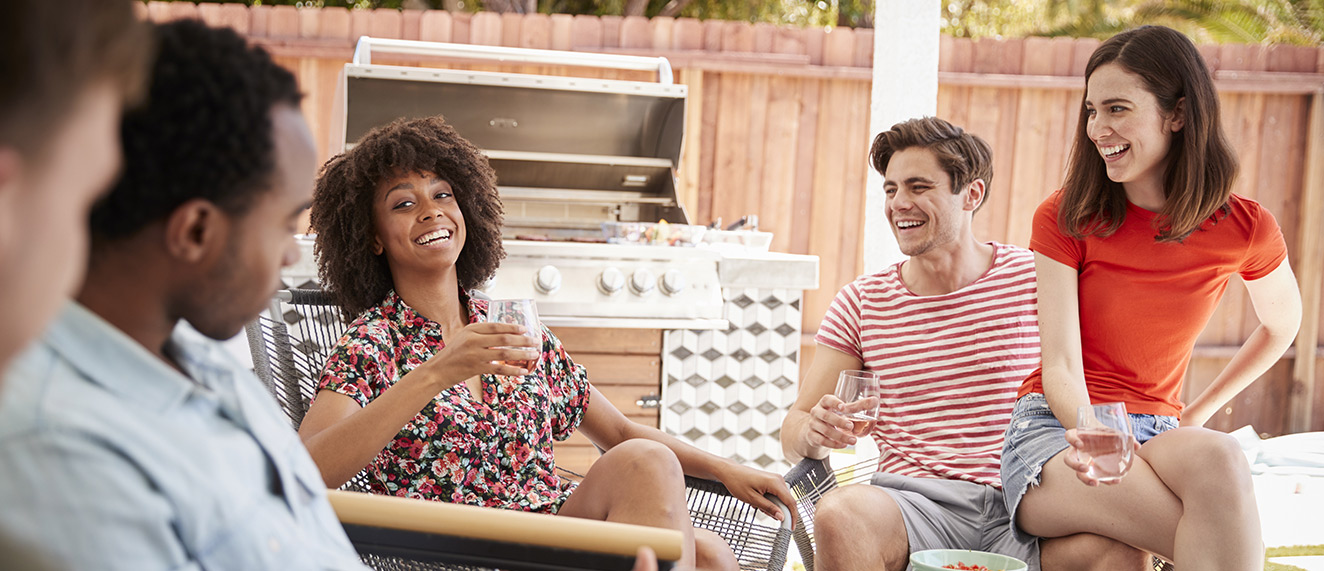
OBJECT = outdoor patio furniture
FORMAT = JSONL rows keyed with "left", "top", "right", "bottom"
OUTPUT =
{"left": 246, "top": 288, "right": 792, "bottom": 571}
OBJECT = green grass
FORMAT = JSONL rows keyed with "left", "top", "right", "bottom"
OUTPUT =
{"left": 1265, "top": 544, "right": 1324, "bottom": 571}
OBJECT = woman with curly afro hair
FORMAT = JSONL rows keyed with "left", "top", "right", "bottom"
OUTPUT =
{"left": 298, "top": 116, "right": 795, "bottom": 571}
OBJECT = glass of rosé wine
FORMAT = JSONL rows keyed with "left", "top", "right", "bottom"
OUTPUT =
{"left": 1072, "top": 402, "right": 1134, "bottom": 483}
{"left": 834, "top": 370, "right": 881, "bottom": 437}
{"left": 483, "top": 298, "right": 542, "bottom": 372}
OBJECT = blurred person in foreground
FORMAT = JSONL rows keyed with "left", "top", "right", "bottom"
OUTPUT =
{"left": 782, "top": 117, "right": 1147, "bottom": 570}
{"left": 0, "top": 1, "right": 150, "bottom": 566}
{"left": 0, "top": 20, "right": 366, "bottom": 569}
{"left": 0, "top": 0, "right": 149, "bottom": 372}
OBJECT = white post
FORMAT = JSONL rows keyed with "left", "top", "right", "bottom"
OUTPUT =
{"left": 862, "top": 0, "right": 941, "bottom": 275}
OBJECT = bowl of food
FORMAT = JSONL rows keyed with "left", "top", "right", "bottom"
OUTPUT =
{"left": 909, "top": 549, "right": 1028, "bottom": 571}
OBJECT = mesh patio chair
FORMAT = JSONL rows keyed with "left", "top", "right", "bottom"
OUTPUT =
{"left": 781, "top": 456, "right": 876, "bottom": 571}
{"left": 246, "top": 288, "right": 792, "bottom": 571}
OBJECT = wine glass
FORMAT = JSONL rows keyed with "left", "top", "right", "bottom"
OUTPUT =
{"left": 1073, "top": 402, "right": 1135, "bottom": 483}
{"left": 483, "top": 298, "right": 542, "bottom": 371}
{"left": 834, "top": 370, "right": 881, "bottom": 437}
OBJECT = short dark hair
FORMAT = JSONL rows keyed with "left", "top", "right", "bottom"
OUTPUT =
{"left": 89, "top": 19, "right": 303, "bottom": 242}
{"left": 869, "top": 116, "right": 994, "bottom": 212}
{"left": 0, "top": 0, "right": 151, "bottom": 161}
{"left": 311, "top": 116, "right": 505, "bottom": 321}
{"left": 1059, "top": 25, "right": 1236, "bottom": 242}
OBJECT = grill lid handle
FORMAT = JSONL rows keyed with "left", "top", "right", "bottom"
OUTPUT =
{"left": 351, "top": 37, "right": 674, "bottom": 85}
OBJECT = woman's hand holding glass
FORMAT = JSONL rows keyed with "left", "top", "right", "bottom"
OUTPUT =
{"left": 1064, "top": 402, "right": 1138, "bottom": 486}
{"left": 482, "top": 299, "right": 543, "bottom": 373}
{"left": 415, "top": 320, "right": 539, "bottom": 389}
{"left": 807, "top": 370, "right": 882, "bottom": 450}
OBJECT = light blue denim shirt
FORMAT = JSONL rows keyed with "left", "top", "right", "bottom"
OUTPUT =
{"left": 0, "top": 302, "right": 366, "bottom": 570}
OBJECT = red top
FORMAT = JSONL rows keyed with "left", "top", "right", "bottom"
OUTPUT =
{"left": 1019, "top": 191, "right": 1287, "bottom": 417}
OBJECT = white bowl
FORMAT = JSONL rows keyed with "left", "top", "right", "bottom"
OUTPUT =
{"left": 909, "top": 549, "right": 1028, "bottom": 571}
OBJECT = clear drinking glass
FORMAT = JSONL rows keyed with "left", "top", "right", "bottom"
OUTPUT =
{"left": 834, "top": 370, "right": 881, "bottom": 437}
{"left": 1073, "top": 402, "right": 1135, "bottom": 483}
{"left": 483, "top": 299, "right": 542, "bottom": 371}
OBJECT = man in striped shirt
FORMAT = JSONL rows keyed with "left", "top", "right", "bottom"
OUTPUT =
{"left": 782, "top": 117, "right": 1146, "bottom": 571}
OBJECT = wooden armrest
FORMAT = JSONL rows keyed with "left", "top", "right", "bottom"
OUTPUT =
{"left": 326, "top": 489, "right": 684, "bottom": 561}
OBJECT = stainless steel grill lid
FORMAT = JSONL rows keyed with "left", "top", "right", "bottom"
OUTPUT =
{"left": 338, "top": 39, "right": 690, "bottom": 238}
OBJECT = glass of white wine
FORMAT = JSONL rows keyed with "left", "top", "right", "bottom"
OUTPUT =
{"left": 483, "top": 298, "right": 541, "bottom": 372}
{"left": 1073, "top": 402, "right": 1135, "bottom": 483}
{"left": 834, "top": 370, "right": 881, "bottom": 437}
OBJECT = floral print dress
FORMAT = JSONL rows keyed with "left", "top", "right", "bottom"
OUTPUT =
{"left": 316, "top": 290, "right": 591, "bottom": 514}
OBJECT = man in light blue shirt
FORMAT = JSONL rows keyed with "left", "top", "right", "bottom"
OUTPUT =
{"left": 0, "top": 20, "right": 365, "bottom": 570}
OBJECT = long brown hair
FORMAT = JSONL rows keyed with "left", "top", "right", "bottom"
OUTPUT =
{"left": 1058, "top": 25, "right": 1237, "bottom": 242}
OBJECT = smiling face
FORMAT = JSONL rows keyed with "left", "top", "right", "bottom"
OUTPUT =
{"left": 371, "top": 171, "right": 467, "bottom": 281}
{"left": 883, "top": 147, "right": 982, "bottom": 258}
{"left": 1085, "top": 62, "right": 1185, "bottom": 198}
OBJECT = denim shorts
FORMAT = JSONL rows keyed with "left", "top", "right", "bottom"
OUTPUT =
{"left": 999, "top": 393, "right": 1178, "bottom": 540}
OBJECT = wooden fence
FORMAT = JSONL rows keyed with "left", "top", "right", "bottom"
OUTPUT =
{"left": 140, "top": 3, "right": 1324, "bottom": 435}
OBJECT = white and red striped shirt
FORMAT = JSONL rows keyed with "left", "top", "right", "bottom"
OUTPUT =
{"left": 816, "top": 243, "right": 1039, "bottom": 487}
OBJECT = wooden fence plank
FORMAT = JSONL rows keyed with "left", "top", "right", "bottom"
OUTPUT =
{"left": 696, "top": 71, "right": 722, "bottom": 226}
{"left": 600, "top": 15, "right": 622, "bottom": 48}
{"left": 401, "top": 9, "right": 422, "bottom": 40}
{"left": 713, "top": 73, "right": 752, "bottom": 225}
{"left": 673, "top": 18, "right": 704, "bottom": 51}
{"left": 678, "top": 68, "right": 705, "bottom": 218}
{"left": 723, "top": 21, "right": 755, "bottom": 53}
{"left": 550, "top": 13, "right": 573, "bottom": 51}
{"left": 760, "top": 77, "right": 803, "bottom": 255}
{"left": 470, "top": 11, "right": 501, "bottom": 46}
{"left": 741, "top": 75, "right": 772, "bottom": 223}
{"left": 571, "top": 14, "right": 602, "bottom": 50}
{"left": 519, "top": 13, "right": 549, "bottom": 49}
{"left": 650, "top": 16, "right": 674, "bottom": 51}
{"left": 621, "top": 16, "right": 650, "bottom": 49}
{"left": 773, "top": 26, "right": 808, "bottom": 57}
{"left": 418, "top": 10, "right": 451, "bottom": 43}
{"left": 790, "top": 80, "right": 821, "bottom": 255}
{"left": 249, "top": 4, "right": 270, "bottom": 37}
{"left": 268, "top": 5, "right": 299, "bottom": 38}
{"left": 499, "top": 12, "right": 522, "bottom": 47}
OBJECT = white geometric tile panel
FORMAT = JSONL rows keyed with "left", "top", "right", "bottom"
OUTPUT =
{"left": 662, "top": 288, "right": 802, "bottom": 472}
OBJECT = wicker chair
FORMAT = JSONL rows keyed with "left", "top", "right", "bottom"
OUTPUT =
{"left": 246, "top": 288, "right": 792, "bottom": 571}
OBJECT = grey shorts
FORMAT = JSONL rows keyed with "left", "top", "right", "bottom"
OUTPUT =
{"left": 872, "top": 472, "right": 1041, "bottom": 571}
{"left": 1000, "top": 393, "right": 1179, "bottom": 541}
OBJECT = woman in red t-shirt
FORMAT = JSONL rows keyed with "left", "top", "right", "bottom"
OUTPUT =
{"left": 1000, "top": 26, "right": 1302, "bottom": 570}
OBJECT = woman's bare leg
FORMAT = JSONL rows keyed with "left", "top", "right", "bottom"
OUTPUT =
{"left": 1018, "top": 427, "right": 1261, "bottom": 569}
{"left": 558, "top": 439, "right": 739, "bottom": 570}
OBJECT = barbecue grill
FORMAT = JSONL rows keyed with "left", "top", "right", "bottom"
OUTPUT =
{"left": 332, "top": 37, "right": 724, "bottom": 328}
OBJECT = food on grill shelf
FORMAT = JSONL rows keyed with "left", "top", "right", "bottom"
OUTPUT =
{"left": 601, "top": 220, "right": 706, "bottom": 247}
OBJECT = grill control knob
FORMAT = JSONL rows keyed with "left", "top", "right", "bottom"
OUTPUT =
{"left": 534, "top": 265, "right": 562, "bottom": 294}
{"left": 660, "top": 269, "right": 687, "bottom": 296}
{"left": 629, "top": 269, "right": 656, "bottom": 296}
{"left": 597, "top": 267, "right": 625, "bottom": 295}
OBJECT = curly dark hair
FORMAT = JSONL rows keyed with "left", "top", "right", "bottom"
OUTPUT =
{"left": 89, "top": 19, "right": 302, "bottom": 242}
{"left": 310, "top": 116, "right": 505, "bottom": 321}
